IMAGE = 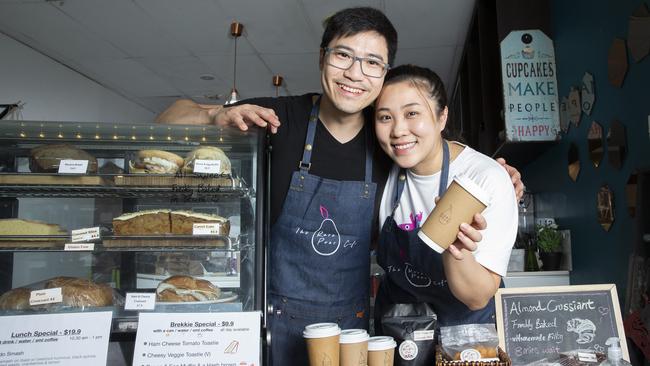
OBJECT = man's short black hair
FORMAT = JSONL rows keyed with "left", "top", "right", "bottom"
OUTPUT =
{"left": 320, "top": 7, "right": 398, "bottom": 66}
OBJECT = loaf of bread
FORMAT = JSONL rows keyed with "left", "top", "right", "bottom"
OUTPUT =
{"left": 129, "top": 150, "right": 183, "bottom": 174}
{"left": 112, "top": 209, "right": 171, "bottom": 235}
{"left": 44, "top": 277, "right": 113, "bottom": 307}
{"left": 182, "top": 146, "right": 232, "bottom": 175}
{"left": 170, "top": 210, "right": 230, "bottom": 236}
{"left": 0, "top": 218, "right": 67, "bottom": 237}
{"left": 0, "top": 277, "right": 113, "bottom": 310}
{"left": 0, "top": 287, "right": 31, "bottom": 310}
{"left": 156, "top": 275, "right": 220, "bottom": 302}
{"left": 30, "top": 144, "right": 98, "bottom": 173}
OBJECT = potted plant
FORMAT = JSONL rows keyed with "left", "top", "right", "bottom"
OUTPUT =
{"left": 536, "top": 222, "right": 563, "bottom": 270}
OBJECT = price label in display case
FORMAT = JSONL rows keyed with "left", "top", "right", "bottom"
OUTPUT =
{"left": 58, "top": 160, "right": 89, "bottom": 174}
{"left": 133, "top": 312, "right": 261, "bottom": 366}
{"left": 193, "top": 159, "right": 222, "bottom": 174}
{"left": 0, "top": 311, "right": 112, "bottom": 366}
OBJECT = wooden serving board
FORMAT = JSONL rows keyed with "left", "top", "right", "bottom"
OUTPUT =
{"left": 0, "top": 174, "right": 106, "bottom": 186}
{"left": 103, "top": 238, "right": 226, "bottom": 248}
{"left": 113, "top": 175, "right": 238, "bottom": 187}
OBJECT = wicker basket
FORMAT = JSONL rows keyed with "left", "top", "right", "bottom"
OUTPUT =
{"left": 435, "top": 345, "right": 512, "bottom": 366}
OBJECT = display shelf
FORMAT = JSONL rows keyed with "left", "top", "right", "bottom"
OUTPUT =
{"left": 0, "top": 173, "right": 249, "bottom": 199}
{"left": 0, "top": 234, "right": 242, "bottom": 252}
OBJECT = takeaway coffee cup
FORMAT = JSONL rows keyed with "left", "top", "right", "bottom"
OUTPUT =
{"left": 339, "top": 329, "right": 369, "bottom": 366}
{"left": 367, "top": 336, "right": 397, "bottom": 366}
{"left": 418, "top": 175, "right": 490, "bottom": 253}
{"left": 303, "top": 323, "right": 341, "bottom": 366}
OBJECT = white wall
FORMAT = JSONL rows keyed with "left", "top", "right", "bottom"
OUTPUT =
{"left": 0, "top": 33, "right": 155, "bottom": 286}
{"left": 0, "top": 33, "right": 154, "bottom": 122}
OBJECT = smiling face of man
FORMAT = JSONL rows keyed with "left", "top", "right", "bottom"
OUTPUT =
{"left": 319, "top": 31, "right": 389, "bottom": 116}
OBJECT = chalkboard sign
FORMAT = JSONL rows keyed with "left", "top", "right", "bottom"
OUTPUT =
{"left": 495, "top": 284, "right": 628, "bottom": 365}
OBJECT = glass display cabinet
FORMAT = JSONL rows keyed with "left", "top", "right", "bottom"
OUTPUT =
{"left": 0, "top": 120, "right": 267, "bottom": 364}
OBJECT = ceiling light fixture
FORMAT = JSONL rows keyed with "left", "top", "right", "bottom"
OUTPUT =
{"left": 272, "top": 75, "right": 283, "bottom": 97}
{"left": 225, "top": 21, "right": 243, "bottom": 105}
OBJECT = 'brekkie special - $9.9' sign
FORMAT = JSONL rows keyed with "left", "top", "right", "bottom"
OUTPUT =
{"left": 501, "top": 30, "right": 561, "bottom": 142}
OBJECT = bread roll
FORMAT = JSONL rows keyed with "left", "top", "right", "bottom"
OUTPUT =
{"left": 156, "top": 275, "right": 220, "bottom": 302}
{"left": 170, "top": 210, "right": 230, "bottom": 236}
{"left": 182, "top": 146, "right": 231, "bottom": 175}
{"left": 129, "top": 150, "right": 183, "bottom": 174}
{"left": 44, "top": 277, "right": 113, "bottom": 307}
{"left": 112, "top": 209, "right": 171, "bottom": 235}
{"left": 0, "top": 277, "right": 113, "bottom": 310}
{"left": 30, "top": 144, "right": 98, "bottom": 173}
{"left": 0, "top": 288, "right": 31, "bottom": 310}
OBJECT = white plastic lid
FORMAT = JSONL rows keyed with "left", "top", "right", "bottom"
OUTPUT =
{"left": 417, "top": 230, "right": 445, "bottom": 253}
{"left": 339, "top": 329, "right": 369, "bottom": 344}
{"left": 453, "top": 175, "right": 491, "bottom": 207}
{"left": 302, "top": 323, "right": 341, "bottom": 339}
{"left": 367, "top": 336, "right": 397, "bottom": 351}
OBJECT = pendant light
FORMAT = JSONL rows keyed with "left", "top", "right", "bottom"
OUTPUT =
{"left": 225, "top": 21, "right": 243, "bottom": 105}
{"left": 272, "top": 75, "right": 283, "bottom": 97}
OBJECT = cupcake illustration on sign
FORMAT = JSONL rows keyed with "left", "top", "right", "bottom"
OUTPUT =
{"left": 311, "top": 205, "right": 341, "bottom": 256}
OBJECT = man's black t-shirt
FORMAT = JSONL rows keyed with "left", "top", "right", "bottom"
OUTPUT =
{"left": 242, "top": 93, "right": 391, "bottom": 228}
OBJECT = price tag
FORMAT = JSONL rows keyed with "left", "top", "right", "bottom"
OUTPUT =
{"left": 133, "top": 312, "right": 261, "bottom": 366}
{"left": 71, "top": 227, "right": 100, "bottom": 243}
{"left": 29, "top": 288, "right": 62, "bottom": 306}
{"left": 0, "top": 311, "right": 112, "bottom": 365}
{"left": 58, "top": 159, "right": 89, "bottom": 174}
{"left": 125, "top": 293, "right": 156, "bottom": 310}
{"left": 193, "top": 159, "right": 221, "bottom": 174}
{"left": 192, "top": 223, "right": 222, "bottom": 236}
{"left": 64, "top": 243, "right": 95, "bottom": 251}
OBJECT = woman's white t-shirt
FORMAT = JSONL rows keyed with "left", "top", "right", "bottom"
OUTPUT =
{"left": 379, "top": 143, "right": 518, "bottom": 276}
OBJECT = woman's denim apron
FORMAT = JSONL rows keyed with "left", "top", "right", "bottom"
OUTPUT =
{"left": 375, "top": 141, "right": 498, "bottom": 328}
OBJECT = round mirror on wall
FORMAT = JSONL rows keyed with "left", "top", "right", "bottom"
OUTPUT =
{"left": 587, "top": 121, "right": 604, "bottom": 168}
{"left": 568, "top": 143, "right": 580, "bottom": 182}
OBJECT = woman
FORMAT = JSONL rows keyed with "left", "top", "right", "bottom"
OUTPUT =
{"left": 373, "top": 65, "right": 518, "bottom": 328}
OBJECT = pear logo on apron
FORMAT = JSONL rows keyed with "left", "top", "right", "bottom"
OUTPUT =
{"left": 404, "top": 263, "right": 431, "bottom": 288}
{"left": 311, "top": 205, "right": 341, "bottom": 256}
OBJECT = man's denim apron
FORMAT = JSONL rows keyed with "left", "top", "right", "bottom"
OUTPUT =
{"left": 376, "top": 141, "right": 497, "bottom": 328}
{"left": 268, "top": 96, "right": 377, "bottom": 365}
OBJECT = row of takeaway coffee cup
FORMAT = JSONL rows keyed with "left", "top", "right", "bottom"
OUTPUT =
{"left": 303, "top": 323, "right": 397, "bottom": 366}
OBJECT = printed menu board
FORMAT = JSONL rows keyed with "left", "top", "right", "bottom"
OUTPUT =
{"left": 0, "top": 311, "right": 112, "bottom": 366}
{"left": 133, "top": 311, "right": 261, "bottom": 366}
{"left": 495, "top": 285, "right": 628, "bottom": 365}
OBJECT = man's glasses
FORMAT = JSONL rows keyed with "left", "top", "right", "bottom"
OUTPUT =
{"left": 323, "top": 47, "right": 390, "bottom": 78}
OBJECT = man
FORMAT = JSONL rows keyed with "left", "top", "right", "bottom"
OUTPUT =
{"left": 157, "top": 7, "right": 523, "bottom": 364}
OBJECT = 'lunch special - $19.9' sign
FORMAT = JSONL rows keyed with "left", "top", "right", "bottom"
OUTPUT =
{"left": 501, "top": 30, "right": 561, "bottom": 142}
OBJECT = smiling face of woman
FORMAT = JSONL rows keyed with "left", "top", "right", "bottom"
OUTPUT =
{"left": 374, "top": 80, "right": 448, "bottom": 176}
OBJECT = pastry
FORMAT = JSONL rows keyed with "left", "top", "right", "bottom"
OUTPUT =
{"left": 0, "top": 218, "right": 67, "bottom": 237}
{"left": 112, "top": 209, "right": 171, "bottom": 235}
{"left": 170, "top": 210, "right": 230, "bottom": 236}
{"left": 129, "top": 150, "right": 183, "bottom": 174}
{"left": 182, "top": 146, "right": 232, "bottom": 175}
{"left": 156, "top": 275, "right": 220, "bottom": 302}
{"left": 0, "top": 287, "right": 31, "bottom": 310}
{"left": 29, "top": 144, "right": 98, "bottom": 173}
{"left": 0, "top": 277, "right": 113, "bottom": 310}
{"left": 44, "top": 277, "right": 113, "bottom": 307}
